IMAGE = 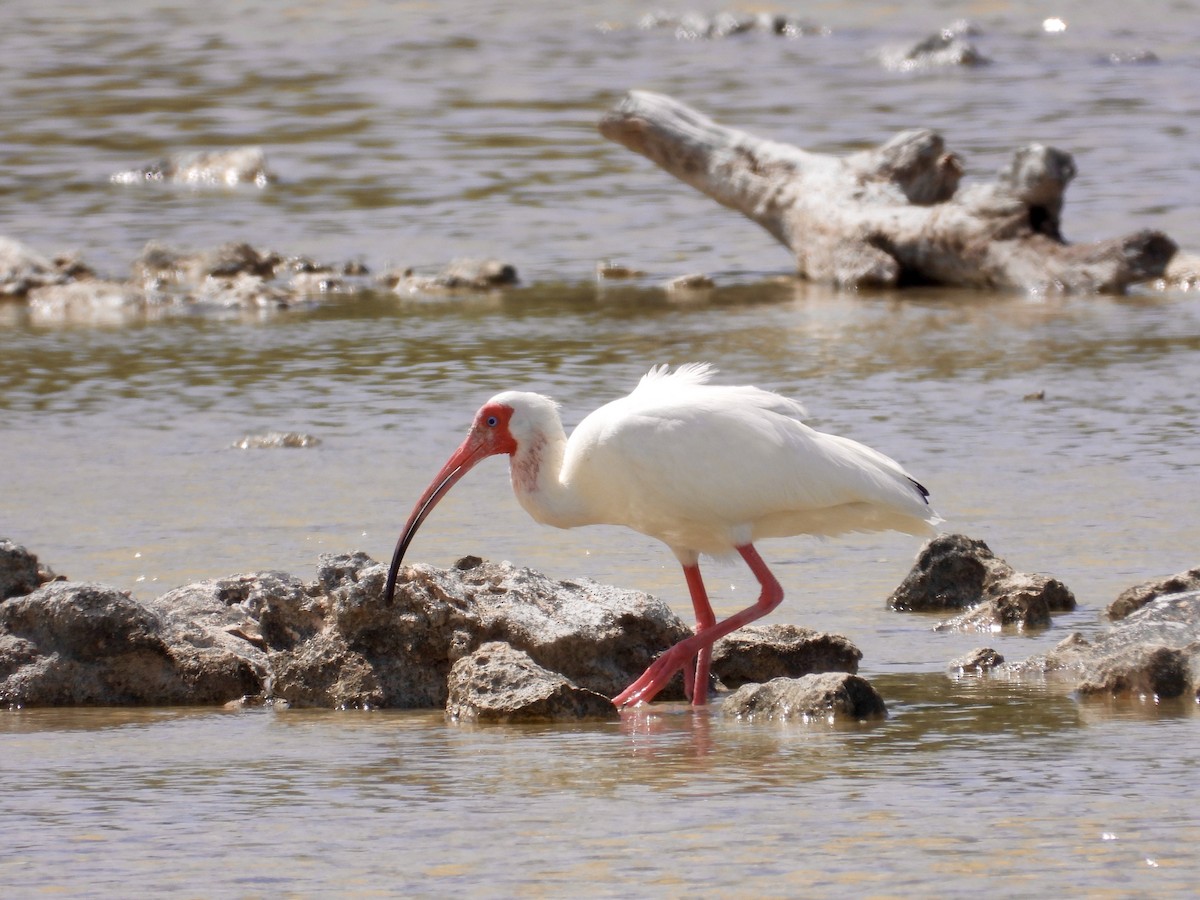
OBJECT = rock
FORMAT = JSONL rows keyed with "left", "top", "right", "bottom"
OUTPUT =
{"left": 722, "top": 673, "right": 887, "bottom": 721}
{"left": 383, "top": 258, "right": 519, "bottom": 294}
{"left": 198, "top": 273, "right": 296, "bottom": 309}
{"left": 446, "top": 642, "right": 618, "bottom": 722}
{"left": 710, "top": 624, "right": 861, "bottom": 689}
{"left": 880, "top": 22, "right": 989, "bottom": 72}
{"left": 27, "top": 280, "right": 148, "bottom": 323}
{"left": 270, "top": 631, "right": 387, "bottom": 709}
{"left": 262, "top": 554, "right": 690, "bottom": 708}
{"left": 1078, "top": 645, "right": 1191, "bottom": 700}
{"left": 0, "top": 236, "right": 74, "bottom": 298}
{"left": 888, "top": 534, "right": 995, "bottom": 611}
{"left": 2, "top": 583, "right": 162, "bottom": 660}
{"left": 1107, "top": 567, "right": 1200, "bottom": 620}
{"left": 232, "top": 432, "right": 321, "bottom": 450}
{"left": 1009, "top": 592, "right": 1200, "bottom": 700}
{"left": 128, "top": 242, "right": 304, "bottom": 310}
{"left": 154, "top": 552, "right": 687, "bottom": 710}
{"left": 273, "top": 553, "right": 461, "bottom": 709}
{"left": 596, "top": 261, "right": 647, "bottom": 280}
{"left": 1155, "top": 250, "right": 1200, "bottom": 292}
{"left": 888, "top": 533, "right": 1075, "bottom": 631}
{"left": 664, "top": 273, "right": 715, "bottom": 292}
{"left": 289, "top": 270, "right": 351, "bottom": 296}
{"left": 1099, "top": 49, "right": 1159, "bottom": 66}
{"left": 635, "top": 11, "right": 827, "bottom": 39}
{"left": 126, "top": 242, "right": 377, "bottom": 311}
{"left": 933, "top": 573, "right": 1059, "bottom": 632}
{"left": 0, "top": 582, "right": 261, "bottom": 705}
{"left": 151, "top": 570, "right": 320, "bottom": 656}
{"left": 5, "top": 546, "right": 866, "bottom": 710}
{"left": 947, "top": 647, "right": 1005, "bottom": 674}
{"left": 394, "top": 555, "right": 693, "bottom": 700}
{"left": 1, "top": 540, "right": 61, "bottom": 600}
{"left": 2, "top": 234, "right": 490, "bottom": 316}
{"left": 132, "top": 241, "right": 281, "bottom": 291}
{"left": 111, "top": 146, "right": 275, "bottom": 188}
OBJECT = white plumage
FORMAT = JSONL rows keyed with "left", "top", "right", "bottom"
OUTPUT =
{"left": 385, "top": 364, "right": 939, "bottom": 708}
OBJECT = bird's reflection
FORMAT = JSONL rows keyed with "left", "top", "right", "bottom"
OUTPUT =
{"left": 619, "top": 701, "right": 716, "bottom": 762}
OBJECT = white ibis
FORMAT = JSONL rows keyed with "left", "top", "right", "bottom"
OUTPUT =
{"left": 384, "top": 363, "right": 939, "bottom": 707}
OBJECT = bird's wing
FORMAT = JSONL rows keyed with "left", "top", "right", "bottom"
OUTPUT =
{"left": 563, "top": 381, "right": 933, "bottom": 551}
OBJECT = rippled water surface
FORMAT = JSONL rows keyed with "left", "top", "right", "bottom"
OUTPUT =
{"left": 2, "top": 0, "right": 1199, "bottom": 895}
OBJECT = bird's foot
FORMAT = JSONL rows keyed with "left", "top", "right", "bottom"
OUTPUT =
{"left": 613, "top": 642, "right": 695, "bottom": 708}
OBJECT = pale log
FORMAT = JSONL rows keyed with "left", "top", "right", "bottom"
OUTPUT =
{"left": 599, "top": 90, "right": 1175, "bottom": 293}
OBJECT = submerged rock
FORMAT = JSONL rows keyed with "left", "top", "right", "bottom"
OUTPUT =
{"left": 111, "top": 146, "right": 275, "bottom": 188}
{"left": 232, "top": 432, "right": 321, "bottom": 450}
{"left": 664, "top": 273, "right": 715, "bottom": 292}
{"left": 722, "top": 673, "right": 887, "bottom": 721}
{"left": 889, "top": 533, "right": 1075, "bottom": 631}
{"left": 27, "top": 280, "right": 148, "bottom": 323}
{"left": 382, "top": 258, "right": 519, "bottom": 294}
{"left": 596, "top": 260, "right": 647, "bottom": 280}
{"left": 635, "top": 11, "right": 827, "bottom": 39}
{"left": 947, "top": 647, "right": 1005, "bottom": 675}
{"left": 3, "top": 231, "right": 528, "bottom": 321}
{"left": 132, "top": 241, "right": 280, "bottom": 291}
{"left": 1099, "top": 49, "right": 1159, "bottom": 66}
{"left": 197, "top": 273, "right": 296, "bottom": 309}
{"left": 880, "top": 21, "right": 989, "bottom": 72}
{"left": 0, "top": 237, "right": 75, "bottom": 298}
{"left": 446, "top": 641, "right": 618, "bottom": 722}
{"left": 1107, "top": 567, "right": 1200, "bottom": 621}
{"left": 1009, "top": 591, "right": 1200, "bottom": 700}
{"left": 127, "top": 241, "right": 377, "bottom": 312}
{"left": 0, "top": 235, "right": 386, "bottom": 321}
{"left": 1155, "top": 251, "right": 1200, "bottom": 292}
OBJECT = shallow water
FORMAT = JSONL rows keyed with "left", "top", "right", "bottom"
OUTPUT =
{"left": 2, "top": 0, "right": 1199, "bottom": 895}
{"left": 2, "top": 687, "right": 1197, "bottom": 897}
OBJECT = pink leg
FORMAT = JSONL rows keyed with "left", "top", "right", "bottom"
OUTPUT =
{"left": 613, "top": 545, "right": 784, "bottom": 708}
{"left": 684, "top": 563, "right": 716, "bottom": 706}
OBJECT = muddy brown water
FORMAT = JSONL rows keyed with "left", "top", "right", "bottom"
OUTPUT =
{"left": 2, "top": 1, "right": 1199, "bottom": 895}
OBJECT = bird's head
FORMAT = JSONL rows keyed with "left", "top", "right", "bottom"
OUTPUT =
{"left": 382, "top": 391, "right": 560, "bottom": 603}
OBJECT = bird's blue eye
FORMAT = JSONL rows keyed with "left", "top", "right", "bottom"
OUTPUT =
{"left": 486, "top": 416, "right": 498, "bottom": 427}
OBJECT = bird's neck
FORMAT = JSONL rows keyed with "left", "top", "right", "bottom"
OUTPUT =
{"left": 509, "top": 425, "right": 588, "bottom": 529}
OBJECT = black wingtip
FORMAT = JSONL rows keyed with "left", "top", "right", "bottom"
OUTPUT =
{"left": 909, "top": 477, "right": 931, "bottom": 503}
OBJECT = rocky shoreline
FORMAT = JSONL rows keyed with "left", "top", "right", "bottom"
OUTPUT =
{"left": 0, "top": 233, "right": 522, "bottom": 322}
{"left": 2, "top": 535, "right": 1196, "bottom": 720}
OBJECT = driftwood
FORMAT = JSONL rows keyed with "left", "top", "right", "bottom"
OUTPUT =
{"left": 599, "top": 90, "right": 1176, "bottom": 293}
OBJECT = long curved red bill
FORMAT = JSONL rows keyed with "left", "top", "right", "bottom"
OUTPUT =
{"left": 382, "top": 439, "right": 490, "bottom": 604}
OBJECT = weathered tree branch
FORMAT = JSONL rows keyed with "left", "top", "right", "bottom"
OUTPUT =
{"left": 599, "top": 90, "right": 1176, "bottom": 293}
